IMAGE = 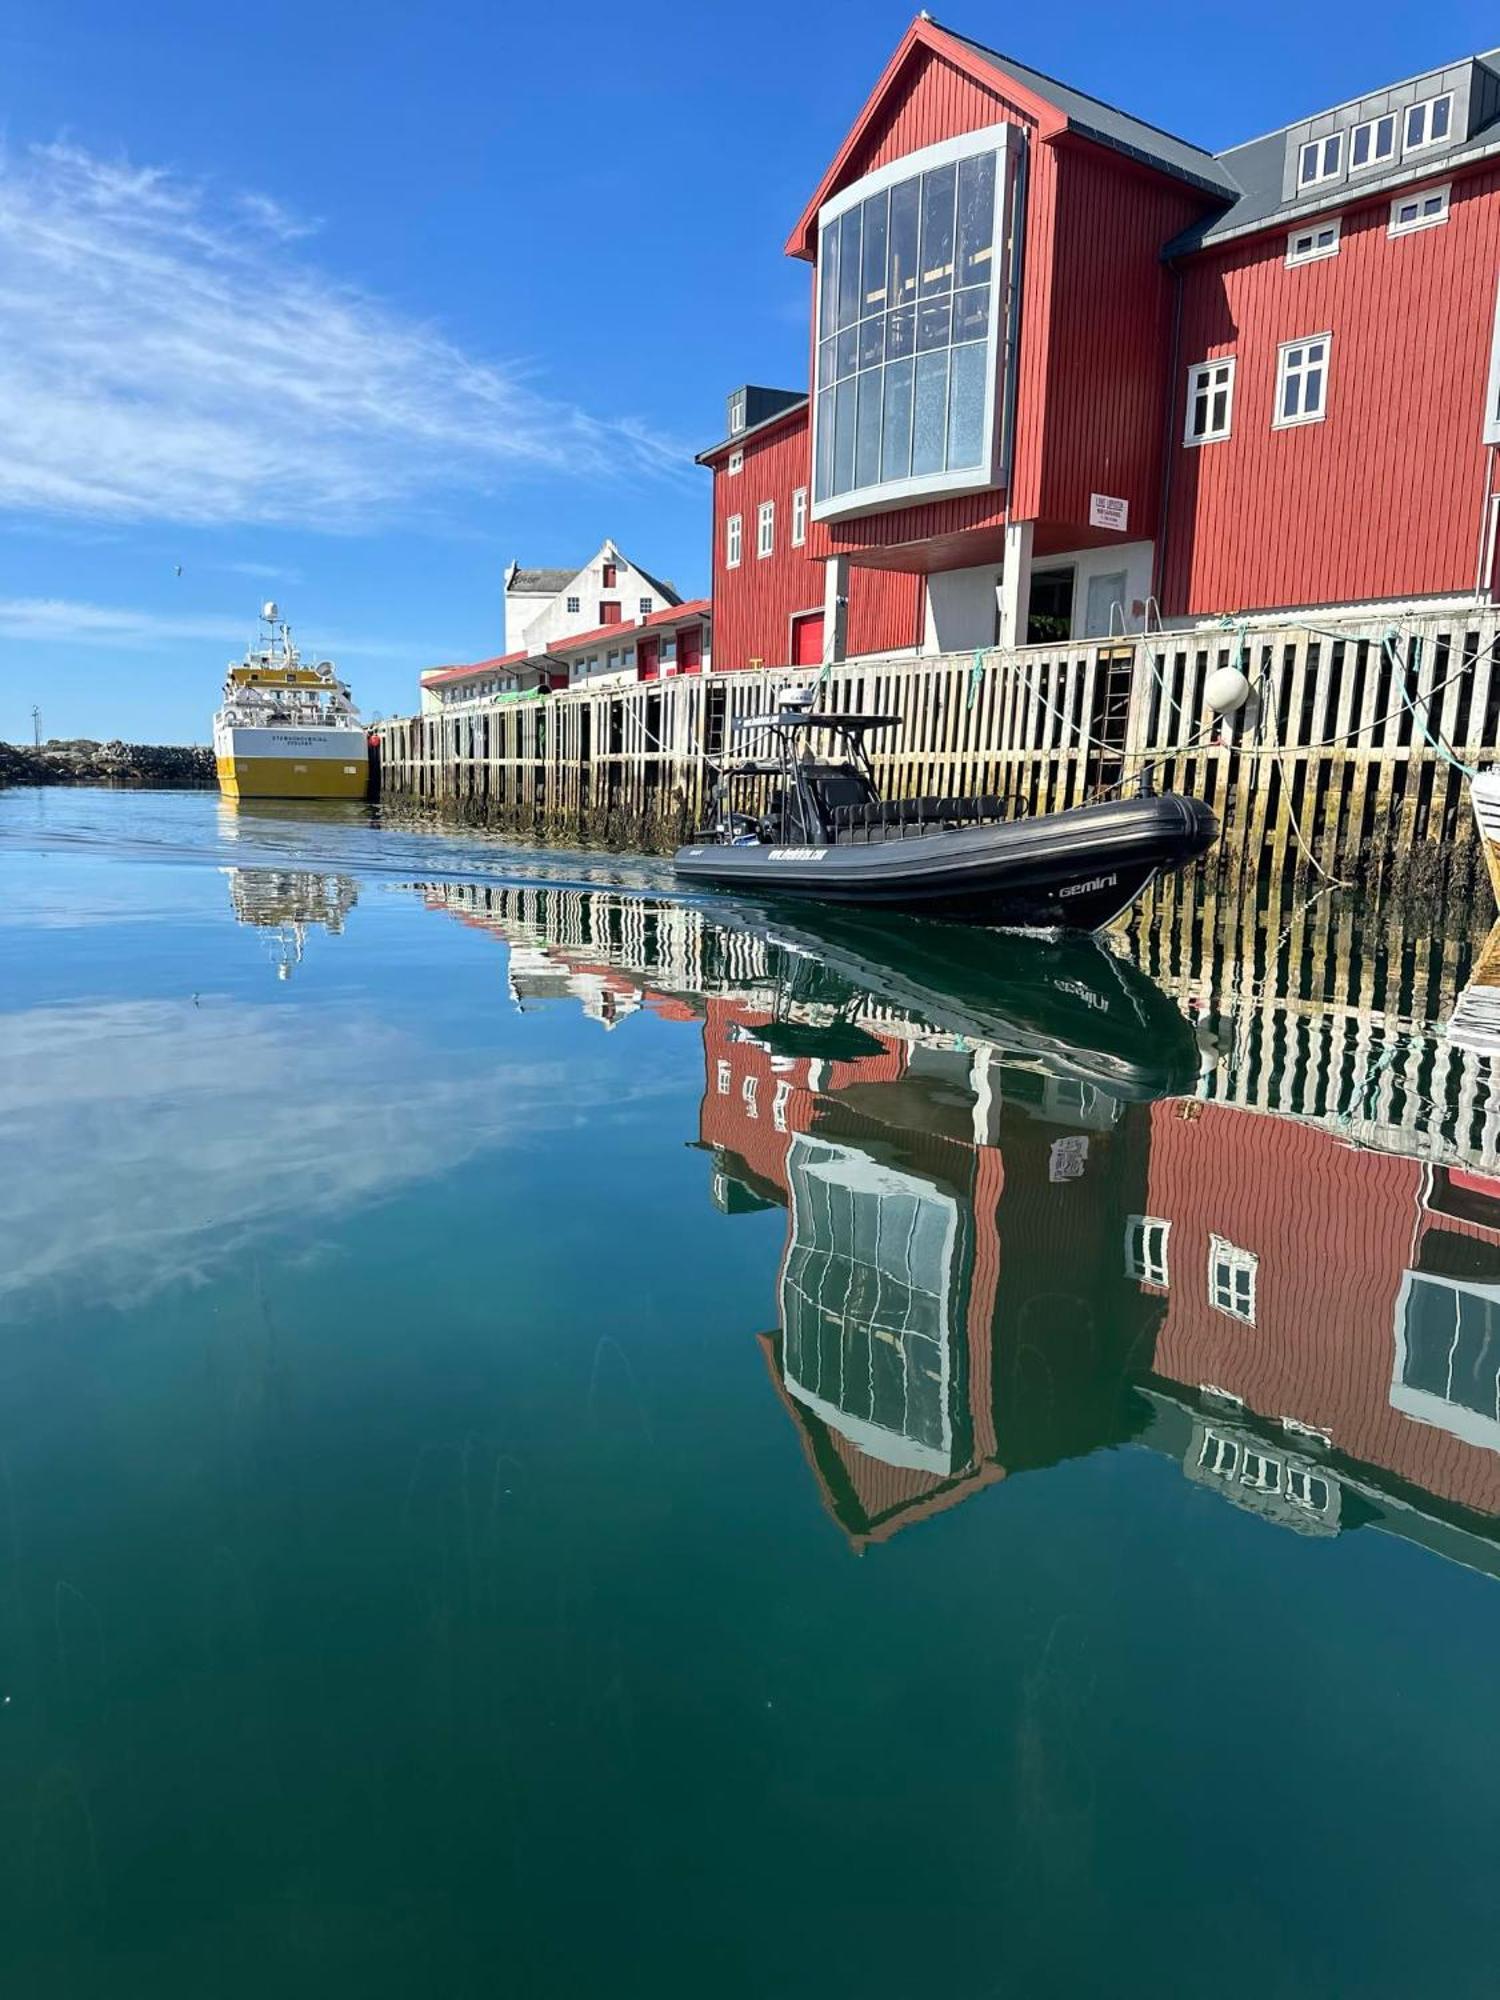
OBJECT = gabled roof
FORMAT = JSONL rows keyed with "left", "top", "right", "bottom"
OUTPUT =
{"left": 421, "top": 650, "right": 531, "bottom": 687}
{"left": 631, "top": 561, "right": 683, "bottom": 608}
{"left": 785, "top": 14, "right": 1233, "bottom": 257}
{"left": 507, "top": 567, "right": 574, "bottom": 596}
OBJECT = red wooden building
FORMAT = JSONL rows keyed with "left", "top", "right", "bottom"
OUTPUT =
{"left": 700, "top": 17, "right": 1500, "bottom": 670}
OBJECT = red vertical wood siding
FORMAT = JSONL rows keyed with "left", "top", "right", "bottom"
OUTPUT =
{"left": 1036, "top": 145, "right": 1210, "bottom": 537}
{"left": 1145, "top": 1102, "right": 1500, "bottom": 1517}
{"left": 710, "top": 410, "right": 924, "bottom": 667}
{"left": 1162, "top": 162, "right": 1500, "bottom": 613}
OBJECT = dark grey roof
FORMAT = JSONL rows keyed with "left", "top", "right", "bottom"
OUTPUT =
{"left": 695, "top": 394, "right": 810, "bottom": 466}
{"left": 1166, "top": 48, "right": 1500, "bottom": 254}
{"left": 507, "top": 567, "right": 575, "bottom": 595}
{"left": 937, "top": 23, "right": 1239, "bottom": 198}
{"left": 629, "top": 561, "right": 683, "bottom": 607}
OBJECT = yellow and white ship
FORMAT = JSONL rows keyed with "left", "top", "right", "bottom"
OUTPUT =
{"left": 213, "top": 602, "right": 368, "bottom": 801}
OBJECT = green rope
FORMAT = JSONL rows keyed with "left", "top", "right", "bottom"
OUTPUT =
{"left": 1384, "top": 626, "right": 1476, "bottom": 777}
{"left": 967, "top": 647, "right": 987, "bottom": 711}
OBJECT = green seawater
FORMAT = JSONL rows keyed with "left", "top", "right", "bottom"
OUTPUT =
{"left": 2, "top": 784, "right": 1499, "bottom": 1998}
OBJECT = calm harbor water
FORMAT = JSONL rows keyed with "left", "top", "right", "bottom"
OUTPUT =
{"left": 2, "top": 784, "right": 1500, "bottom": 1998}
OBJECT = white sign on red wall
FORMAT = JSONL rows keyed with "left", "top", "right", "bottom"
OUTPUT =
{"left": 1089, "top": 492, "right": 1129, "bottom": 533}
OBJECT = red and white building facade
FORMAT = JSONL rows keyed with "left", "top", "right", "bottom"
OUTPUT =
{"left": 701, "top": 18, "right": 1500, "bottom": 670}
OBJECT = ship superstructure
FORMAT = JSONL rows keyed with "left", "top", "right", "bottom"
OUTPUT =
{"left": 213, "top": 603, "right": 368, "bottom": 801}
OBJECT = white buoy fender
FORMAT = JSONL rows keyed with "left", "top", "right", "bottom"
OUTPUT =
{"left": 1206, "top": 665, "right": 1251, "bottom": 714}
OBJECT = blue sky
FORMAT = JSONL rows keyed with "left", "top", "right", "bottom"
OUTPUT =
{"left": 0, "top": 0, "right": 1493, "bottom": 741}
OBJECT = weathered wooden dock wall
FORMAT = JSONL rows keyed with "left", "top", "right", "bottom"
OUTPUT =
{"left": 377, "top": 606, "right": 1500, "bottom": 904}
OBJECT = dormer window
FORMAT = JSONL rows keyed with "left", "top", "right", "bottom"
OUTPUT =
{"left": 1298, "top": 132, "right": 1343, "bottom": 188}
{"left": 1404, "top": 94, "right": 1453, "bottom": 153}
{"left": 728, "top": 390, "right": 747, "bottom": 435}
{"left": 1350, "top": 112, "right": 1396, "bottom": 173}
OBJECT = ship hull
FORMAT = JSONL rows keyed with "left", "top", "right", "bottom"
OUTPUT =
{"left": 214, "top": 725, "right": 369, "bottom": 802}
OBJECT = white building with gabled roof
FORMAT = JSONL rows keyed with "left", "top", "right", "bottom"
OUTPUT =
{"left": 504, "top": 539, "right": 683, "bottom": 653}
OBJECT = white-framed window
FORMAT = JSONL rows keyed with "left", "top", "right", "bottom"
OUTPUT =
{"left": 1403, "top": 94, "right": 1453, "bottom": 154}
{"left": 741, "top": 1074, "right": 758, "bottom": 1118}
{"left": 638, "top": 597, "right": 652, "bottom": 615}
{"left": 1124, "top": 1214, "right": 1171, "bottom": 1287}
{"left": 1389, "top": 184, "right": 1450, "bottom": 236}
{"left": 728, "top": 448, "right": 744, "bottom": 476}
{"left": 726, "top": 513, "right": 742, "bottom": 569}
{"left": 1209, "top": 1234, "right": 1259, "bottom": 1323}
{"left": 1485, "top": 275, "right": 1500, "bottom": 445}
{"left": 1273, "top": 334, "right": 1331, "bottom": 427}
{"left": 715, "top": 1058, "right": 731, "bottom": 1095}
{"left": 1198, "top": 1431, "right": 1239, "bottom": 1478}
{"left": 1184, "top": 357, "right": 1235, "bottom": 444}
{"left": 566, "top": 595, "right": 580, "bottom": 613}
{"left": 1286, "top": 218, "right": 1341, "bottom": 266}
{"left": 1297, "top": 132, "right": 1343, "bottom": 188}
{"left": 1391, "top": 1271, "right": 1500, "bottom": 1449}
{"left": 729, "top": 389, "right": 746, "bottom": 435}
{"left": 1286, "top": 1465, "right": 1333, "bottom": 1513}
{"left": 1350, "top": 111, "right": 1397, "bottom": 173}
{"left": 791, "top": 485, "right": 808, "bottom": 546}
{"left": 772, "top": 1079, "right": 791, "bottom": 1132}
{"left": 757, "top": 499, "right": 775, "bottom": 559}
{"left": 1240, "top": 1449, "right": 1281, "bottom": 1494}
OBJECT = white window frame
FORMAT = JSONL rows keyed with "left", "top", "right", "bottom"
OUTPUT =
{"left": 727, "top": 448, "right": 743, "bottom": 476}
{"left": 791, "top": 485, "right": 808, "bottom": 547}
{"left": 1286, "top": 1465, "right": 1332, "bottom": 1514}
{"left": 1388, "top": 183, "right": 1450, "bottom": 237}
{"left": 741, "top": 1074, "right": 758, "bottom": 1119}
{"left": 1390, "top": 1270, "right": 1500, "bottom": 1449}
{"left": 1349, "top": 110, "right": 1397, "bottom": 174}
{"left": 726, "top": 512, "right": 742, "bottom": 569}
{"left": 1240, "top": 1449, "right": 1281, "bottom": 1494}
{"left": 1297, "top": 132, "right": 1343, "bottom": 189}
{"left": 638, "top": 596, "right": 653, "bottom": 615}
{"left": 756, "top": 498, "right": 775, "bottom": 560}
{"left": 1184, "top": 356, "right": 1236, "bottom": 445}
{"left": 1403, "top": 93, "right": 1454, "bottom": 156}
{"left": 1208, "top": 1233, "right": 1259, "bottom": 1324}
{"left": 1273, "top": 333, "right": 1332, "bottom": 429}
{"left": 1484, "top": 274, "right": 1500, "bottom": 445}
{"left": 772, "top": 1079, "right": 791, "bottom": 1132}
{"left": 566, "top": 595, "right": 580, "bottom": 613}
{"left": 728, "top": 390, "right": 746, "bottom": 435}
{"left": 1199, "top": 1431, "right": 1239, "bottom": 1478}
{"left": 715, "top": 1058, "right": 731, "bottom": 1095}
{"left": 1285, "top": 217, "right": 1341, "bottom": 266}
{"left": 1124, "top": 1214, "right": 1171, "bottom": 1287}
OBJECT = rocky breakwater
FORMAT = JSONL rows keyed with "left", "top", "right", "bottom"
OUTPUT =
{"left": 0, "top": 739, "right": 215, "bottom": 788}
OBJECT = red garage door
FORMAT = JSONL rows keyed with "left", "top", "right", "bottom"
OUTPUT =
{"left": 791, "top": 611, "right": 824, "bottom": 667}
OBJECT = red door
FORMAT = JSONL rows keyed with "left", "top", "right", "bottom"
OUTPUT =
{"left": 599, "top": 600, "right": 622, "bottom": 624}
{"left": 638, "top": 637, "right": 660, "bottom": 681}
{"left": 791, "top": 611, "right": 824, "bottom": 667}
{"left": 679, "top": 625, "right": 703, "bottom": 674}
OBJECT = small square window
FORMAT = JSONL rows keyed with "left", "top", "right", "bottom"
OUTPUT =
{"left": 1404, "top": 94, "right": 1453, "bottom": 154}
{"left": 1184, "top": 357, "right": 1235, "bottom": 444}
{"left": 728, "top": 449, "right": 744, "bottom": 476}
{"left": 1273, "top": 334, "right": 1331, "bottom": 428}
{"left": 1389, "top": 183, "right": 1450, "bottom": 236}
{"left": 1298, "top": 131, "right": 1343, "bottom": 188}
{"left": 566, "top": 595, "right": 580, "bottom": 613}
{"left": 1209, "top": 1233, "right": 1259, "bottom": 1323}
{"left": 639, "top": 597, "right": 652, "bottom": 615}
{"left": 1286, "top": 218, "right": 1340, "bottom": 266}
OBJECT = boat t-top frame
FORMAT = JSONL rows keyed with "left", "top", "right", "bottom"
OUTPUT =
{"left": 706, "top": 692, "right": 1011, "bottom": 846}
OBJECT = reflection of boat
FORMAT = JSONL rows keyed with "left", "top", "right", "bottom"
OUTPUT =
{"left": 674, "top": 695, "right": 1217, "bottom": 931}
{"left": 1447, "top": 921, "right": 1500, "bottom": 1055}
{"left": 213, "top": 602, "right": 368, "bottom": 802}
{"left": 224, "top": 866, "right": 358, "bottom": 979}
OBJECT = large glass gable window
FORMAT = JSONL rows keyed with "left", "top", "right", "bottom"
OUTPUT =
{"left": 812, "top": 124, "right": 1017, "bottom": 520}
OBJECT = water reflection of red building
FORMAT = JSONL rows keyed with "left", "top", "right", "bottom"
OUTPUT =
{"left": 1137, "top": 1104, "right": 1500, "bottom": 1525}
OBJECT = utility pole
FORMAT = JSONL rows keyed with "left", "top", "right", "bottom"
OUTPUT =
{"left": 30, "top": 705, "right": 41, "bottom": 749}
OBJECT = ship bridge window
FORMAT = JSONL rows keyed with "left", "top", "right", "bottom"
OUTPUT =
{"left": 812, "top": 124, "right": 1019, "bottom": 523}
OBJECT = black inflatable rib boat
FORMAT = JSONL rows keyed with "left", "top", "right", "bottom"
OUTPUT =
{"left": 674, "top": 695, "right": 1217, "bottom": 932}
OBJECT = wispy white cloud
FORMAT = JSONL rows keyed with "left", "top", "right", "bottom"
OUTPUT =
{"left": 220, "top": 560, "right": 304, "bottom": 583}
{"left": 0, "top": 594, "right": 450, "bottom": 663}
{"left": 0, "top": 141, "right": 692, "bottom": 531}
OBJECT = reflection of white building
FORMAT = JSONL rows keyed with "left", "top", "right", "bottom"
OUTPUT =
{"left": 780, "top": 1135, "right": 962, "bottom": 1474}
{"left": 505, "top": 944, "right": 643, "bottom": 1029}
